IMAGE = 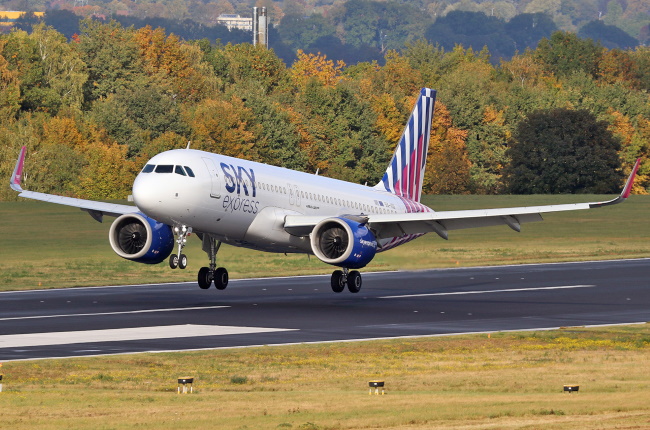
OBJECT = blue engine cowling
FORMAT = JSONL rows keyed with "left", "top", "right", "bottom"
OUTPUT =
{"left": 109, "top": 213, "right": 174, "bottom": 264}
{"left": 310, "top": 217, "right": 377, "bottom": 269}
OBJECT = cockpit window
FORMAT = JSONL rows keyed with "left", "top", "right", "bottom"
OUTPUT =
{"left": 155, "top": 165, "right": 174, "bottom": 173}
{"left": 142, "top": 164, "right": 155, "bottom": 173}
{"left": 175, "top": 165, "right": 187, "bottom": 176}
{"left": 184, "top": 166, "right": 195, "bottom": 177}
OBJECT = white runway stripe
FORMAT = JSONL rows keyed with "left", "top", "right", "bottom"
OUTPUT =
{"left": 0, "top": 324, "right": 297, "bottom": 348}
{"left": 379, "top": 285, "right": 596, "bottom": 299}
{"left": 0, "top": 306, "right": 230, "bottom": 322}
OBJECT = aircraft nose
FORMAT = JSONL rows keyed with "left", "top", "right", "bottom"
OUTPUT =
{"left": 132, "top": 173, "right": 161, "bottom": 215}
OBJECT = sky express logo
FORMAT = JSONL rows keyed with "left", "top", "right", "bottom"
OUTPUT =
{"left": 221, "top": 162, "right": 260, "bottom": 214}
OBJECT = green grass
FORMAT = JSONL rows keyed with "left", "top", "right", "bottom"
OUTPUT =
{"left": 1, "top": 325, "right": 650, "bottom": 429}
{"left": 1, "top": 195, "right": 649, "bottom": 291}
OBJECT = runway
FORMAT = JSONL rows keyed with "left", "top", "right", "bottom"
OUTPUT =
{"left": 1, "top": 259, "right": 649, "bottom": 361}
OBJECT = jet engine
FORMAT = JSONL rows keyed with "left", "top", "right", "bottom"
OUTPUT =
{"left": 310, "top": 217, "right": 377, "bottom": 269}
{"left": 109, "top": 213, "right": 174, "bottom": 264}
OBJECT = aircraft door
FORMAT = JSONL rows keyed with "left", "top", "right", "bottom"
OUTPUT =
{"left": 202, "top": 157, "right": 221, "bottom": 199}
{"left": 288, "top": 184, "right": 300, "bottom": 206}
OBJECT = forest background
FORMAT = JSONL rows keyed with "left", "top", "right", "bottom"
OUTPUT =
{"left": 0, "top": 0, "right": 649, "bottom": 201}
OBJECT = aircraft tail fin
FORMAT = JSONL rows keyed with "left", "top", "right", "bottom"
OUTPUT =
{"left": 376, "top": 88, "right": 436, "bottom": 203}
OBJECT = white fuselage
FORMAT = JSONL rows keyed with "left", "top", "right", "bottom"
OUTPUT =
{"left": 132, "top": 149, "right": 420, "bottom": 253}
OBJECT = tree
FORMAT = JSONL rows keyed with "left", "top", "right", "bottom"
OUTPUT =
{"left": 0, "top": 39, "right": 21, "bottom": 121}
{"left": 504, "top": 13, "right": 557, "bottom": 51}
{"left": 77, "top": 19, "right": 144, "bottom": 103}
{"left": 534, "top": 31, "right": 603, "bottom": 78}
{"left": 30, "top": 23, "right": 88, "bottom": 112}
{"left": 578, "top": 20, "right": 639, "bottom": 50}
{"left": 504, "top": 108, "right": 623, "bottom": 194}
{"left": 423, "top": 101, "right": 471, "bottom": 194}
{"left": 290, "top": 50, "right": 346, "bottom": 91}
{"left": 424, "top": 10, "right": 516, "bottom": 60}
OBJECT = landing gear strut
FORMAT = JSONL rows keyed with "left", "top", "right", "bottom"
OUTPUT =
{"left": 331, "top": 268, "right": 362, "bottom": 293}
{"left": 169, "top": 225, "right": 191, "bottom": 270}
{"left": 198, "top": 235, "right": 229, "bottom": 290}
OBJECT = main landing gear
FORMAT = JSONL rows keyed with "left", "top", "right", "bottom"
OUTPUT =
{"left": 197, "top": 235, "right": 229, "bottom": 290}
{"left": 169, "top": 225, "right": 191, "bottom": 270}
{"left": 331, "top": 268, "right": 362, "bottom": 293}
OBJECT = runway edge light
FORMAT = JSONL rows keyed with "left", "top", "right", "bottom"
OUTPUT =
{"left": 563, "top": 384, "right": 579, "bottom": 393}
{"left": 178, "top": 377, "right": 194, "bottom": 394}
{"left": 369, "top": 380, "right": 385, "bottom": 395}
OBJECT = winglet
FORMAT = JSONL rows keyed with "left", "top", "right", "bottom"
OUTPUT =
{"left": 590, "top": 158, "right": 641, "bottom": 208}
{"left": 10, "top": 146, "right": 26, "bottom": 192}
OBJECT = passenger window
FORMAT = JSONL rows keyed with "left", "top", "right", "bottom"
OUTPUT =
{"left": 184, "top": 166, "right": 195, "bottom": 177}
{"left": 142, "top": 164, "right": 155, "bottom": 173}
{"left": 175, "top": 165, "right": 187, "bottom": 176}
{"left": 155, "top": 165, "right": 173, "bottom": 173}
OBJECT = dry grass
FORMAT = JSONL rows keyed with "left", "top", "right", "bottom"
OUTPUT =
{"left": 2, "top": 325, "right": 650, "bottom": 429}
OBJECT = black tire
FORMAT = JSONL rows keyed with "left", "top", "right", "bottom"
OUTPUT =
{"left": 347, "top": 270, "right": 362, "bottom": 293}
{"left": 178, "top": 254, "right": 188, "bottom": 269}
{"left": 214, "top": 267, "right": 229, "bottom": 290}
{"left": 169, "top": 254, "right": 179, "bottom": 269}
{"left": 331, "top": 270, "right": 345, "bottom": 293}
{"left": 198, "top": 267, "right": 212, "bottom": 289}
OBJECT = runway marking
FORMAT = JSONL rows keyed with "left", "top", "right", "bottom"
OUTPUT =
{"left": 379, "top": 285, "right": 596, "bottom": 299}
{"left": 0, "top": 306, "right": 230, "bottom": 322}
{"left": 0, "top": 324, "right": 296, "bottom": 349}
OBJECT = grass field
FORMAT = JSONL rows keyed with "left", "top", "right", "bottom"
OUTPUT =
{"left": 1, "top": 325, "right": 649, "bottom": 429}
{"left": 1, "top": 194, "right": 649, "bottom": 291}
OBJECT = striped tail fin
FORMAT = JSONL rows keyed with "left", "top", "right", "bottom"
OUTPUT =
{"left": 376, "top": 88, "right": 436, "bottom": 203}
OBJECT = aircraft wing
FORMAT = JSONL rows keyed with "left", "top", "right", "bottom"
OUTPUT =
{"left": 10, "top": 146, "right": 138, "bottom": 222}
{"left": 284, "top": 159, "right": 642, "bottom": 240}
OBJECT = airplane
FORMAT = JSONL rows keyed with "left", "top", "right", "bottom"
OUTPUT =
{"left": 10, "top": 88, "right": 641, "bottom": 293}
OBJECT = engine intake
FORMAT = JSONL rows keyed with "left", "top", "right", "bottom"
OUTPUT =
{"left": 109, "top": 213, "right": 174, "bottom": 264}
{"left": 310, "top": 217, "right": 377, "bottom": 269}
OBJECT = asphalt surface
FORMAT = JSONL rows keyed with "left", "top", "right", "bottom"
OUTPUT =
{"left": 1, "top": 259, "right": 649, "bottom": 361}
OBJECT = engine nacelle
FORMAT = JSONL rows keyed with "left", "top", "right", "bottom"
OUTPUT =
{"left": 109, "top": 213, "right": 174, "bottom": 264}
{"left": 310, "top": 217, "right": 377, "bottom": 269}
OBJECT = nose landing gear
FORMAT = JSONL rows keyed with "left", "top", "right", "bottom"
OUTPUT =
{"left": 330, "top": 268, "right": 362, "bottom": 293}
{"left": 169, "top": 225, "right": 191, "bottom": 269}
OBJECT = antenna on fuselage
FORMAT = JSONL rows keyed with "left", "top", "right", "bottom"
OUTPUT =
{"left": 186, "top": 141, "right": 191, "bottom": 149}
{"left": 315, "top": 168, "right": 319, "bottom": 176}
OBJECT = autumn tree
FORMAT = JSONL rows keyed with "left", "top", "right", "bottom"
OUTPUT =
{"left": 423, "top": 101, "right": 471, "bottom": 194}
{"left": 185, "top": 96, "right": 260, "bottom": 160}
{"left": 290, "top": 50, "right": 346, "bottom": 91}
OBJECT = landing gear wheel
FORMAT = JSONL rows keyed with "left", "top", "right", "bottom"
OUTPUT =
{"left": 169, "top": 254, "right": 179, "bottom": 269}
{"left": 214, "top": 267, "right": 229, "bottom": 290}
{"left": 331, "top": 270, "right": 346, "bottom": 293}
{"left": 178, "top": 254, "right": 188, "bottom": 270}
{"left": 198, "top": 267, "right": 212, "bottom": 289}
{"left": 347, "top": 270, "right": 362, "bottom": 293}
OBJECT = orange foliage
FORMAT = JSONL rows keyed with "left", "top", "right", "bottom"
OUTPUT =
{"left": 290, "top": 50, "right": 345, "bottom": 90}
{"left": 424, "top": 101, "right": 471, "bottom": 194}
{"left": 135, "top": 26, "right": 216, "bottom": 101}
{"left": 597, "top": 49, "right": 638, "bottom": 87}
{"left": 41, "top": 116, "right": 85, "bottom": 148}
{"left": 185, "top": 97, "right": 260, "bottom": 160}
